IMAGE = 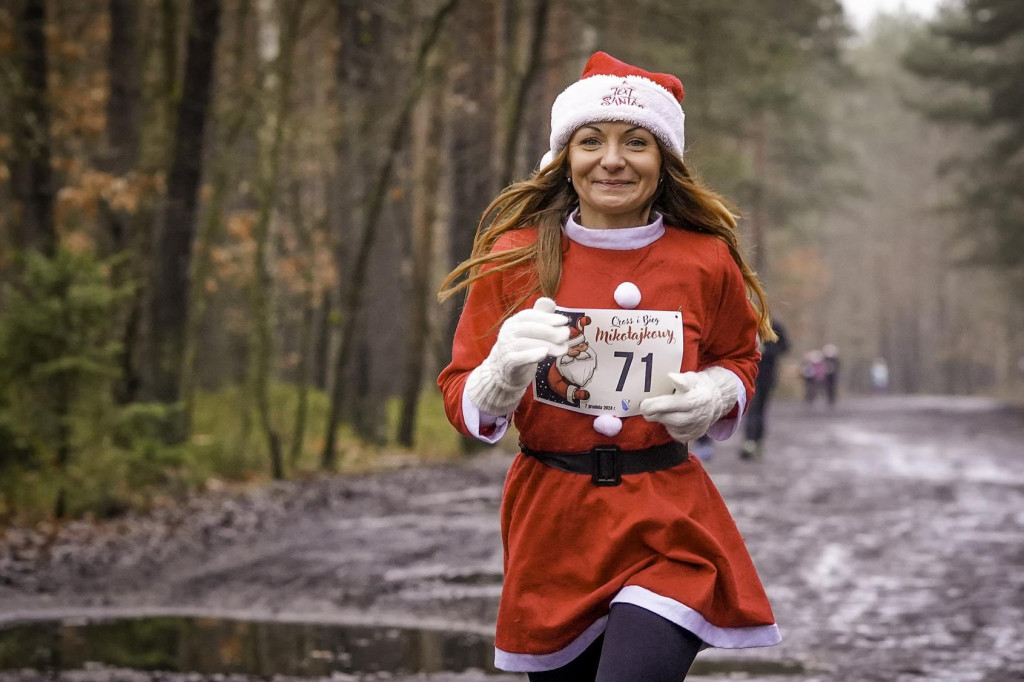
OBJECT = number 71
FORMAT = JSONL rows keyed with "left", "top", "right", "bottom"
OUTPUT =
{"left": 614, "top": 351, "right": 653, "bottom": 392}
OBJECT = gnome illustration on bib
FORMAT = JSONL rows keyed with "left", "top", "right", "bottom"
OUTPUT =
{"left": 547, "top": 315, "right": 595, "bottom": 405}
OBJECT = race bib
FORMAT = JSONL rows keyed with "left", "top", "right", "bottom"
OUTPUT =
{"left": 533, "top": 307, "right": 684, "bottom": 417}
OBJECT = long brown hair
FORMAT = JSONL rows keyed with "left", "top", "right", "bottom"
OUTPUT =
{"left": 438, "top": 144, "right": 776, "bottom": 341}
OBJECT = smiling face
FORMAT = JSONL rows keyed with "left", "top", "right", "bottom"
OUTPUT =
{"left": 567, "top": 122, "right": 663, "bottom": 229}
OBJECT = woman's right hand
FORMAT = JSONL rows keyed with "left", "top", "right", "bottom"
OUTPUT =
{"left": 465, "top": 297, "right": 570, "bottom": 415}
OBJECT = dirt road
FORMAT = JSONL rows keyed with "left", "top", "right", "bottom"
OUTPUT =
{"left": 2, "top": 396, "right": 1023, "bottom": 681}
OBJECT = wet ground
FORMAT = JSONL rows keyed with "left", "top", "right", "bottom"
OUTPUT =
{"left": 1, "top": 395, "right": 1023, "bottom": 681}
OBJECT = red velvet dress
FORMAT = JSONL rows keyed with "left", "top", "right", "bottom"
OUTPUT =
{"left": 438, "top": 217, "right": 780, "bottom": 672}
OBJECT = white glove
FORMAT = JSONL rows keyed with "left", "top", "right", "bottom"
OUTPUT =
{"left": 465, "top": 297, "right": 570, "bottom": 415}
{"left": 639, "top": 366, "right": 739, "bottom": 443}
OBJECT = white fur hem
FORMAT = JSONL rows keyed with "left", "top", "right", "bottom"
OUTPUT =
{"left": 707, "top": 369, "right": 746, "bottom": 441}
{"left": 493, "top": 585, "right": 780, "bottom": 671}
{"left": 612, "top": 585, "right": 781, "bottom": 648}
{"left": 461, "top": 383, "right": 510, "bottom": 444}
{"left": 494, "top": 615, "right": 608, "bottom": 672}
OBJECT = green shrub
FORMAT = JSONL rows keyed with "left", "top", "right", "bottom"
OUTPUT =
{"left": 0, "top": 248, "right": 130, "bottom": 519}
{"left": 0, "top": 250, "right": 467, "bottom": 521}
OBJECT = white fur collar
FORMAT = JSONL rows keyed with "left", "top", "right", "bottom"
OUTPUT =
{"left": 563, "top": 210, "right": 665, "bottom": 250}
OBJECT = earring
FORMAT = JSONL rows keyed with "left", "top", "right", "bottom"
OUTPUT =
{"left": 566, "top": 176, "right": 573, "bottom": 184}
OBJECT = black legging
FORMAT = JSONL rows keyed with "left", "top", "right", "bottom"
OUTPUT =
{"left": 526, "top": 603, "right": 703, "bottom": 682}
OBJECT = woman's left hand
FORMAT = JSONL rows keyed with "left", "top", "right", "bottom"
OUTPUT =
{"left": 639, "top": 366, "right": 739, "bottom": 443}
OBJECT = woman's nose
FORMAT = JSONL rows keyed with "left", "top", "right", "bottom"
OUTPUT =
{"left": 600, "top": 146, "right": 625, "bottom": 169}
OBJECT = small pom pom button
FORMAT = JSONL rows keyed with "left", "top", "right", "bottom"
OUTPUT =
{"left": 593, "top": 415, "right": 622, "bottom": 437}
{"left": 614, "top": 282, "right": 641, "bottom": 309}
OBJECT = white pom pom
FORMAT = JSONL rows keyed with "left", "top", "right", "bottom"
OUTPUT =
{"left": 593, "top": 415, "right": 622, "bottom": 437}
{"left": 614, "top": 282, "right": 641, "bottom": 309}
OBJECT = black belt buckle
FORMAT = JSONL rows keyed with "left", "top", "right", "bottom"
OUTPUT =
{"left": 592, "top": 445, "right": 622, "bottom": 487}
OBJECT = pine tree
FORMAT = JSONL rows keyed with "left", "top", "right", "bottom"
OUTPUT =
{"left": 904, "top": 0, "right": 1024, "bottom": 283}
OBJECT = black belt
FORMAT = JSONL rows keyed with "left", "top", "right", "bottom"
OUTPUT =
{"left": 519, "top": 441, "right": 688, "bottom": 487}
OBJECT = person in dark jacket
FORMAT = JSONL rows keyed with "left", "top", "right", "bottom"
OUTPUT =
{"left": 821, "top": 343, "right": 840, "bottom": 406}
{"left": 740, "top": 321, "right": 789, "bottom": 460}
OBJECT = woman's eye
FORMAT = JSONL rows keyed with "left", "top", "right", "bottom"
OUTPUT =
{"left": 627, "top": 137, "right": 648, "bottom": 147}
{"left": 579, "top": 137, "right": 600, "bottom": 146}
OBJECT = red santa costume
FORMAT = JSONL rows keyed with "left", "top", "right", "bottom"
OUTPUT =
{"left": 437, "top": 52, "right": 780, "bottom": 673}
{"left": 438, "top": 215, "right": 780, "bottom": 671}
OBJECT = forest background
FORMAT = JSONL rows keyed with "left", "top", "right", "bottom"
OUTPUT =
{"left": 0, "top": 0, "right": 1021, "bottom": 523}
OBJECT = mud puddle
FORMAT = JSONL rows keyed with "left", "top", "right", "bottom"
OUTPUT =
{"left": 0, "top": 616, "right": 498, "bottom": 677}
{"left": 0, "top": 615, "right": 815, "bottom": 679}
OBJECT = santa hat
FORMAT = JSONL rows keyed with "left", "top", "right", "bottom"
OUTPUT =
{"left": 568, "top": 315, "right": 591, "bottom": 346}
{"left": 540, "top": 51, "right": 685, "bottom": 169}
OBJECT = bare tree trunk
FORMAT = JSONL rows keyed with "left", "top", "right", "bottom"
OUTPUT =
{"left": 10, "top": 0, "right": 56, "bottom": 257}
{"left": 249, "top": 0, "right": 306, "bottom": 480}
{"left": 182, "top": 0, "right": 255, "bottom": 427}
{"left": 103, "top": 0, "right": 141, "bottom": 184}
{"left": 107, "top": 0, "right": 182, "bottom": 407}
{"left": 351, "top": 337, "right": 377, "bottom": 442}
{"left": 444, "top": 1, "right": 498, "bottom": 454}
{"left": 8, "top": 0, "right": 68, "bottom": 516}
{"left": 321, "top": 0, "right": 461, "bottom": 470}
{"left": 312, "top": 294, "right": 332, "bottom": 391}
{"left": 53, "top": 377, "right": 71, "bottom": 519}
{"left": 397, "top": 66, "right": 445, "bottom": 447}
{"left": 750, "top": 108, "right": 769, "bottom": 276}
{"left": 490, "top": 0, "right": 515, "bottom": 190}
{"left": 100, "top": 0, "right": 145, "bottom": 404}
{"left": 499, "top": 0, "right": 550, "bottom": 186}
{"left": 159, "top": 0, "right": 181, "bottom": 141}
{"left": 324, "top": 0, "right": 373, "bottom": 419}
{"left": 147, "top": 0, "right": 222, "bottom": 429}
{"left": 289, "top": 182, "right": 319, "bottom": 469}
